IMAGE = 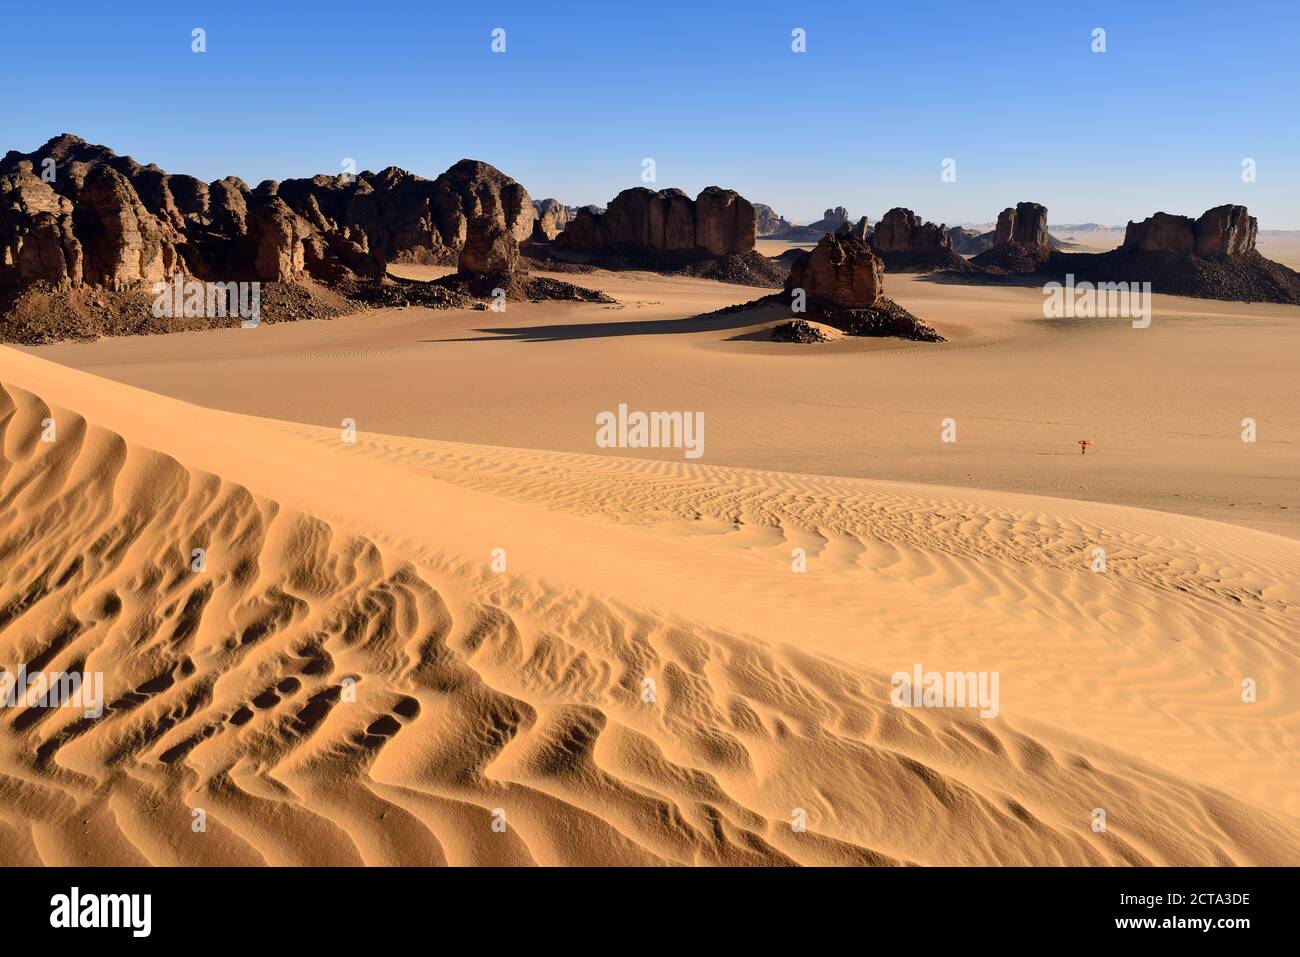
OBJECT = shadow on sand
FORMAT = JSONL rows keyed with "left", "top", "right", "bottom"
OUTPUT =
{"left": 423, "top": 302, "right": 786, "bottom": 344}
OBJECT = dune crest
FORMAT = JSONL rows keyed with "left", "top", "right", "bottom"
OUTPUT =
{"left": 2, "top": 358, "right": 1298, "bottom": 866}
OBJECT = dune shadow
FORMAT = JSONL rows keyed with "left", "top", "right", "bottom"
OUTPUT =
{"left": 912, "top": 270, "right": 1048, "bottom": 290}
{"left": 423, "top": 302, "right": 787, "bottom": 343}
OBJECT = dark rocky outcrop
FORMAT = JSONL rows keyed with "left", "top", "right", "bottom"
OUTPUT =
{"left": 753, "top": 203, "right": 792, "bottom": 237}
{"left": 995, "top": 202, "right": 1049, "bottom": 248}
{"left": 0, "top": 169, "right": 83, "bottom": 290}
{"left": 694, "top": 230, "right": 942, "bottom": 342}
{"left": 767, "top": 206, "right": 857, "bottom": 242}
{"left": 951, "top": 224, "right": 1076, "bottom": 257}
{"left": 816, "top": 207, "right": 850, "bottom": 231}
{"left": 251, "top": 198, "right": 311, "bottom": 281}
{"left": 836, "top": 216, "right": 872, "bottom": 243}
{"left": 2, "top": 135, "right": 539, "bottom": 287}
{"left": 531, "top": 198, "right": 571, "bottom": 241}
{"left": 944, "top": 201, "right": 1300, "bottom": 303}
{"left": 458, "top": 216, "right": 521, "bottom": 276}
{"left": 770, "top": 318, "right": 832, "bottom": 343}
{"left": 948, "top": 226, "right": 990, "bottom": 256}
{"left": 1049, "top": 204, "right": 1299, "bottom": 303}
{"left": 971, "top": 201, "right": 1052, "bottom": 273}
{"left": 558, "top": 185, "right": 756, "bottom": 257}
{"left": 0, "top": 134, "right": 605, "bottom": 342}
{"left": 779, "top": 231, "right": 942, "bottom": 341}
{"left": 431, "top": 209, "right": 612, "bottom": 305}
{"left": 1121, "top": 204, "right": 1259, "bottom": 258}
{"left": 870, "top": 208, "right": 972, "bottom": 272}
{"left": 550, "top": 184, "right": 783, "bottom": 287}
{"left": 872, "top": 208, "right": 947, "bottom": 254}
{"left": 789, "top": 230, "right": 883, "bottom": 308}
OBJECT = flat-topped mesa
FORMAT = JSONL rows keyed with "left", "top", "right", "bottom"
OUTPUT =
{"left": 1123, "top": 204, "right": 1258, "bottom": 257}
{"left": 557, "top": 185, "right": 756, "bottom": 257}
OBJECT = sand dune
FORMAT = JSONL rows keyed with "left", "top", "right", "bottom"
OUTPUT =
{"left": 2, "top": 347, "right": 1297, "bottom": 865}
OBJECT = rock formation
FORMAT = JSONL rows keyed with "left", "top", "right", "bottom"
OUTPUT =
{"left": 753, "top": 203, "right": 791, "bottom": 237}
{"left": 558, "top": 186, "right": 756, "bottom": 257}
{"left": 1193, "top": 205, "right": 1258, "bottom": 256}
{"left": 947, "top": 226, "right": 990, "bottom": 256}
{"left": 458, "top": 216, "right": 520, "bottom": 276}
{"left": 1122, "top": 205, "right": 1258, "bottom": 258}
{"left": 552, "top": 184, "right": 783, "bottom": 286}
{"left": 531, "top": 198, "right": 571, "bottom": 240}
{"left": 818, "top": 207, "right": 850, "bottom": 230}
{"left": 994, "top": 202, "right": 1049, "bottom": 249}
{"left": 0, "top": 135, "right": 540, "bottom": 292}
{"left": 0, "top": 134, "right": 609, "bottom": 342}
{"left": 251, "top": 199, "right": 311, "bottom": 281}
{"left": 768, "top": 206, "right": 855, "bottom": 242}
{"left": 872, "top": 208, "right": 947, "bottom": 254}
{"left": 950, "top": 222, "right": 1073, "bottom": 258}
{"left": 971, "top": 201, "right": 1052, "bottom": 272}
{"left": 776, "top": 230, "right": 942, "bottom": 341}
{"left": 788, "top": 231, "right": 883, "bottom": 308}
{"left": 836, "top": 216, "right": 872, "bottom": 243}
{"left": 870, "top": 208, "right": 970, "bottom": 272}
{"left": 0, "top": 169, "right": 83, "bottom": 290}
{"left": 1048, "top": 204, "right": 1298, "bottom": 303}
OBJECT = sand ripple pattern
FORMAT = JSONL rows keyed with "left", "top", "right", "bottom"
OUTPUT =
{"left": 1, "top": 386, "right": 1297, "bottom": 865}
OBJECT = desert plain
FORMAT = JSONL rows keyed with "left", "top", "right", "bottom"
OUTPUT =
{"left": 2, "top": 257, "right": 1297, "bottom": 865}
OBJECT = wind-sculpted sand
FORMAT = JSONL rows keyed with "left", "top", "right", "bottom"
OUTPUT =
{"left": 2, "top": 348, "right": 1297, "bottom": 865}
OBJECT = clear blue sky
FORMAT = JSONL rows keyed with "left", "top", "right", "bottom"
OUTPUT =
{"left": 3, "top": 0, "right": 1297, "bottom": 227}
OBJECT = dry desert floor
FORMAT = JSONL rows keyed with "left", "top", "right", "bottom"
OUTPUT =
{"left": 1, "top": 265, "right": 1297, "bottom": 865}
